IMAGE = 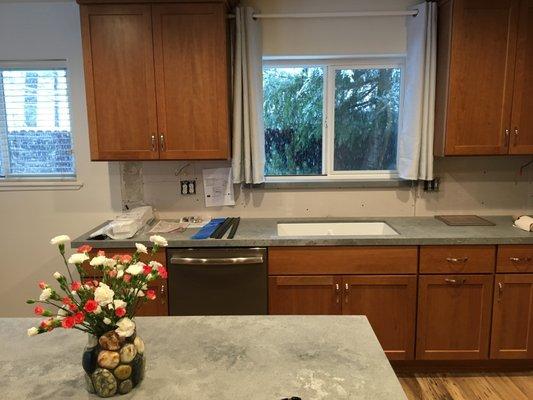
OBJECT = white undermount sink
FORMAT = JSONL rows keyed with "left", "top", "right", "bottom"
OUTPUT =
{"left": 276, "top": 222, "right": 399, "bottom": 237}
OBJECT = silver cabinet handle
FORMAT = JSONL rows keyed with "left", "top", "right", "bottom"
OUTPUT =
{"left": 160, "top": 284, "right": 166, "bottom": 305}
{"left": 344, "top": 283, "right": 349, "bottom": 304}
{"left": 170, "top": 256, "right": 264, "bottom": 265}
{"left": 335, "top": 283, "right": 340, "bottom": 304}
{"left": 160, "top": 133, "right": 166, "bottom": 152}
{"left": 514, "top": 128, "right": 519, "bottom": 145}
{"left": 445, "top": 278, "right": 466, "bottom": 285}
{"left": 497, "top": 282, "right": 504, "bottom": 302}
{"left": 446, "top": 257, "right": 469, "bottom": 264}
{"left": 509, "top": 257, "right": 531, "bottom": 263}
{"left": 151, "top": 134, "right": 156, "bottom": 152}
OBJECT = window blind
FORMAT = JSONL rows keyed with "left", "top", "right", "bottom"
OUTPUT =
{"left": 0, "top": 66, "right": 75, "bottom": 178}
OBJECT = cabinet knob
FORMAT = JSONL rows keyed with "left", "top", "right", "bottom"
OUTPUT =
{"left": 445, "top": 257, "right": 468, "bottom": 264}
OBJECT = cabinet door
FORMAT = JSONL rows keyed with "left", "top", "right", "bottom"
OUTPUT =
{"left": 136, "top": 279, "right": 168, "bottom": 317}
{"left": 342, "top": 276, "right": 417, "bottom": 360}
{"left": 80, "top": 5, "right": 159, "bottom": 160}
{"left": 268, "top": 276, "right": 341, "bottom": 315}
{"left": 510, "top": 0, "right": 533, "bottom": 154}
{"left": 152, "top": 4, "right": 230, "bottom": 159}
{"left": 444, "top": 0, "right": 520, "bottom": 155}
{"left": 416, "top": 274, "right": 493, "bottom": 360}
{"left": 491, "top": 274, "right": 533, "bottom": 359}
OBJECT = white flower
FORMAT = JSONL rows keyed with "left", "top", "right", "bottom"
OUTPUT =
{"left": 71, "top": 291, "right": 77, "bottom": 295}
{"left": 90, "top": 255, "right": 107, "bottom": 267}
{"left": 27, "top": 327, "right": 39, "bottom": 337}
{"left": 50, "top": 235, "right": 70, "bottom": 245}
{"left": 149, "top": 261, "right": 162, "bottom": 270}
{"left": 39, "top": 288, "right": 52, "bottom": 301}
{"left": 149, "top": 235, "right": 168, "bottom": 247}
{"left": 141, "top": 284, "right": 147, "bottom": 290}
{"left": 103, "top": 317, "right": 112, "bottom": 325}
{"left": 117, "top": 270, "right": 124, "bottom": 279}
{"left": 115, "top": 317, "right": 135, "bottom": 337}
{"left": 68, "top": 253, "right": 89, "bottom": 265}
{"left": 113, "top": 299, "right": 127, "bottom": 309}
{"left": 94, "top": 305, "right": 102, "bottom": 315}
{"left": 94, "top": 282, "right": 114, "bottom": 306}
{"left": 135, "top": 243, "right": 148, "bottom": 254}
{"left": 57, "top": 305, "right": 69, "bottom": 320}
{"left": 125, "top": 262, "right": 144, "bottom": 276}
{"left": 103, "top": 258, "right": 117, "bottom": 268}
{"left": 136, "top": 290, "right": 145, "bottom": 297}
{"left": 53, "top": 272, "right": 62, "bottom": 280}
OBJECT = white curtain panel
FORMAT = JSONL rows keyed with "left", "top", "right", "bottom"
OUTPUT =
{"left": 232, "top": 7, "right": 265, "bottom": 184}
{"left": 397, "top": 1, "right": 437, "bottom": 181}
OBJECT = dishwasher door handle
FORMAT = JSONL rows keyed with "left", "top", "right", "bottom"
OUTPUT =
{"left": 170, "top": 256, "right": 264, "bottom": 266}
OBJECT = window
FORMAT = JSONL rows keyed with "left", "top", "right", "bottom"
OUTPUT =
{"left": 0, "top": 63, "right": 75, "bottom": 179}
{"left": 263, "top": 58, "right": 403, "bottom": 181}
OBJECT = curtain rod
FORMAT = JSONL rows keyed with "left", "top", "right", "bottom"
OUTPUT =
{"left": 228, "top": 10, "right": 419, "bottom": 19}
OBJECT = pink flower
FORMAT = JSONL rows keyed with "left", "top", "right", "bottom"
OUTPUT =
{"left": 108, "top": 269, "right": 117, "bottom": 278}
{"left": 74, "top": 312, "right": 85, "bottom": 324}
{"left": 146, "top": 290, "right": 156, "bottom": 300}
{"left": 34, "top": 306, "right": 44, "bottom": 315}
{"left": 77, "top": 244, "right": 93, "bottom": 254}
{"left": 123, "top": 274, "right": 131, "bottom": 283}
{"left": 40, "top": 318, "right": 55, "bottom": 331}
{"left": 70, "top": 281, "right": 82, "bottom": 292}
{"left": 143, "top": 265, "right": 152, "bottom": 276}
{"left": 83, "top": 299, "right": 98, "bottom": 313}
{"left": 119, "top": 254, "right": 132, "bottom": 264}
{"left": 38, "top": 281, "right": 47, "bottom": 290}
{"left": 157, "top": 266, "right": 168, "bottom": 279}
{"left": 115, "top": 307, "right": 126, "bottom": 317}
{"left": 61, "top": 316, "right": 75, "bottom": 329}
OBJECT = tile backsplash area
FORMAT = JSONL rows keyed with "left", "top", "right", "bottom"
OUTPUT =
{"left": 119, "top": 156, "right": 533, "bottom": 219}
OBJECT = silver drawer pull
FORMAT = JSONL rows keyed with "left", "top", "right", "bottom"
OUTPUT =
{"left": 509, "top": 257, "right": 531, "bottom": 263}
{"left": 446, "top": 257, "right": 469, "bottom": 264}
{"left": 170, "top": 256, "right": 264, "bottom": 266}
{"left": 445, "top": 278, "right": 466, "bottom": 285}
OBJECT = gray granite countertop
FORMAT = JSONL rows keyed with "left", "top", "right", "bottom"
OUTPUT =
{"left": 71, "top": 216, "right": 533, "bottom": 248}
{"left": 0, "top": 316, "right": 406, "bottom": 400}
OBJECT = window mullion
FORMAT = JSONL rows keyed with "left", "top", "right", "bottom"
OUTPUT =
{"left": 0, "top": 70, "right": 10, "bottom": 178}
{"left": 324, "top": 65, "right": 336, "bottom": 176}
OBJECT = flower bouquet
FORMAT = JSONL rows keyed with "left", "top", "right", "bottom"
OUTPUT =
{"left": 26, "top": 234, "right": 168, "bottom": 397}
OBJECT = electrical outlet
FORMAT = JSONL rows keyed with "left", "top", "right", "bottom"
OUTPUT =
{"left": 180, "top": 180, "right": 196, "bottom": 195}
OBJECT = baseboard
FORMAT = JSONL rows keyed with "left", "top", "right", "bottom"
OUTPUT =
{"left": 391, "top": 359, "right": 533, "bottom": 373}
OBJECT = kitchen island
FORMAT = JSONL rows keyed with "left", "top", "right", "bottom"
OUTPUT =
{"left": 0, "top": 316, "right": 407, "bottom": 400}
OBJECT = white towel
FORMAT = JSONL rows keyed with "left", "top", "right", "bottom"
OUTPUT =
{"left": 514, "top": 216, "right": 533, "bottom": 232}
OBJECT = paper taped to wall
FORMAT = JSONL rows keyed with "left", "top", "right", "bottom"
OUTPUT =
{"left": 203, "top": 167, "right": 235, "bottom": 207}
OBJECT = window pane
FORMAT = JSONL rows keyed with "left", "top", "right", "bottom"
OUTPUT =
{"left": 0, "top": 68, "right": 75, "bottom": 176}
{"left": 334, "top": 68, "right": 400, "bottom": 171}
{"left": 263, "top": 66, "right": 323, "bottom": 176}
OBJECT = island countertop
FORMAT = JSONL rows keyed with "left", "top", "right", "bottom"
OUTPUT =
{"left": 71, "top": 215, "right": 533, "bottom": 248}
{"left": 0, "top": 316, "right": 406, "bottom": 400}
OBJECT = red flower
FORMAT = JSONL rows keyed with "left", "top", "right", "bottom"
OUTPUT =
{"left": 61, "top": 316, "right": 76, "bottom": 329}
{"left": 76, "top": 244, "right": 93, "bottom": 254}
{"left": 115, "top": 307, "right": 126, "bottom": 317}
{"left": 146, "top": 289, "right": 156, "bottom": 300}
{"left": 157, "top": 266, "right": 168, "bottom": 279}
{"left": 62, "top": 296, "right": 72, "bottom": 305}
{"left": 120, "top": 254, "right": 132, "bottom": 264}
{"left": 70, "top": 281, "right": 82, "bottom": 292}
{"left": 68, "top": 303, "right": 78, "bottom": 312}
{"left": 143, "top": 265, "right": 152, "bottom": 276}
{"left": 40, "top": 318, "right": 55, "bottom": 331}
{"left": 38, "top": 281, "right": 47, "bottom": 289}
{"left": 97, "top": 250, "right": 106, "bottom": 257}
{"left": 74, "top": 312, "right": 85, "bottom": 324}
{"left": 123, "top": 274, "right": 132, "bottom": 283}
{"left": 34, "top": 306, "right": 44, "bottom": 315}
{"left": 83, "top": 299, "right": 98, "bottom": 313}
{"left": 108, "top": 269, "right": 117, "bottom": 278}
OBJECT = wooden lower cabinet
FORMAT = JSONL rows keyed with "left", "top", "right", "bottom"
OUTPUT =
{"left": 416, "top": 274, "right": 493, "bottom": 360}
{"left": 342, "top": 275, "right": 417, "bottom": 360}
{"left": 491, "top": 274, "right": 533, "bottom": 359}
{"left": 269, "top": 275, "right": 417, "bottom": 360}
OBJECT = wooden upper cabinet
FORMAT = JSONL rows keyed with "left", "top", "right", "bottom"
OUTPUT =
{"left": 510, "top": 0, "right": 533, "bottom": 153}
{"left": 79, "top": 2, "right": 230, "bottom": 161}
{"left": 152, "top": 4, "right": 229, "bottom": 159}
{"left": 491, "top": 274, "right": 533, "bottom": 359}
{"left": 416, "top": 274, "right": 493, "bottom": 360}
{"left": 435, "top": 0, "right": 520, "bottom": 156}
{"left": 81, "top": 5, "right": 159, "bottom": 160}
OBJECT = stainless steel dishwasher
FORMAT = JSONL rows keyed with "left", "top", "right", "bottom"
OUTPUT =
{"left": 167, "top": 248, "right": 267, "bottom": 315}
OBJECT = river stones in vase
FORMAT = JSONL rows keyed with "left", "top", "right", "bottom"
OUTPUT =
{"left": 134, "top": 336, "right": 145, "bottom": 354}
{"left": 97, "top": 350, "right": 120, "bottom": 369}
{"left": 92, "top": 368, "right": 117, "bottom": 398}
{"left": 99, "top": 331, "right": 121, "bottom": 351}
{"left": 120, "top": 343, "right": 137, "bottom": 363}
{"left": 82, "top": 348, "right": 97, "bottom": 374}
{"left": 131, "top": 354, "right": 146, "bottom": 386}
{"left": 84, "top": 373, "right": 95, "bottom": 394}
{"left": 114, "top": 364, "right": 132, "bottom": 380}
{"left": 118, "top": 379, "right": 133, "bottom": 394}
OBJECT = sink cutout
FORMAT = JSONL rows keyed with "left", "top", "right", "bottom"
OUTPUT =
{"left": 276, "top": 222, "right": 399, "bottom": 237}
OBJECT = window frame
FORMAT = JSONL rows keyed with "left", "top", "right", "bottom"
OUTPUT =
{"left": 0, "top": 59, "right": 77, "bottom": 181}
{"left": 263, "top": 56, "right": 405, "bottom": 183}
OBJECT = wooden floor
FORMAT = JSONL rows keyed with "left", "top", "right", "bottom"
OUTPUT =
{"left": 397, "top": 372, "right": 533, "bottom": 400}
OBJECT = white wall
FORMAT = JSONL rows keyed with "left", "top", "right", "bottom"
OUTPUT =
{"left": 0, "top": 1, "right": 120, "bottom": 316}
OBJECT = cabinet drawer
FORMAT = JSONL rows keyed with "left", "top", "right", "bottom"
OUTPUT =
{"left": 81, "top": 248, "right": 166, "bottom": 277}
{"left": 497, "top": 245, "right": 533, "bottom": 273}
{"left": 419, "top": 245, "right": 495, "bottom": 274}
{"left": 269, "top": 246, "right": 418, "bottom": 275}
